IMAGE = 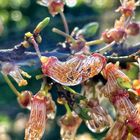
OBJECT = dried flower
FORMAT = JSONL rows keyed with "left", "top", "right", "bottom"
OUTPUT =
{"left": 1, "top": 62, "right": 31, "bottom": 86}
{"left": 101, "top": 63, "right": 131, "bottom": 98}
{"left": 125, "top": 102, "right": 140, "bottom": 138}
{"left": 85, "top": 99, "right": 113, "bottom": 133}
{"left": 111, "top": 90, "right": 136, "bottom": 121}
{"left": 46, "top": 94, "right": 56, "bottom": 119}
{"left": 24, "top": 92, "right": 47, "bottom": 140}
{"left": 104, "top": 120, "right": 128, "bottom": 140}
{"left": 41, "top": 53, "right": 106, "bottom": 86}
{"left": 59, "top": 112, "right": 82, "bottom": 140}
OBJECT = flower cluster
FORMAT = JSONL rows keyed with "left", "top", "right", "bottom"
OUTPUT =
{"left": 1, "top": 0, "right": 140, "bottom": 140}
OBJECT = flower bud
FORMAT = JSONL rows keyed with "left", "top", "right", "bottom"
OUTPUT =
{"left": 102, "top": 31, "right": 114, "bottom": 44}
{"left": 109, "top": 28, "right": 126, "bottom": 42}
{"left": 18, "top": 90, "right": 32, "bottom": 108}
{"left": 127, "top": 23, "right": 140, "bottom": 36}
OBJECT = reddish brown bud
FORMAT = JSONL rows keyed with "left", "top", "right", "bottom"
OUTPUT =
{"left": 102, "top": 31, "right": 114, "bottom": 44}
{"left": 18, "top": 91, "right": 32, "bottom": 108}
{"left": 109, "top": 28, "right": 126, "bottom": 42}
{"left": 49, "top": 0, "right": 64, "bottom": 16}
{"left": 127, "top": 23, "right": 140, "bottom": 36}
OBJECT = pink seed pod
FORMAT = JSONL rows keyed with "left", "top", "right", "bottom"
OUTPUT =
{"left": 85, "top": 99, "right": 113, "bottom": 133}
{"left": 59, "top": 112, "right": 82, "bottom": 140}
{"left": 17, "top": 90, "right": 32, "bottom": 108}
{"left": 41, "top": 53, "right": 106, "bottom": 86}
{"left": 24, "top": 92, "right": 47, "bottom": 140}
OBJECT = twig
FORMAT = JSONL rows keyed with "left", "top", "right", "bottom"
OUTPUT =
{"left": 107, "top": 50, "right": 140, "bottom": 63}
{"left": 95, "top": 41, "right": 116, "bottom": 54}
{"left": 60, "top": 11, "right": 69, "bottom": 34}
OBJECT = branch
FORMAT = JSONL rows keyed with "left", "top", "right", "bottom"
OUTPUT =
{"left": 0, "top": 42, "right": 139, "bottom": 68}
{"left": 106, "top": 50, "right": 140, "bottom": 63}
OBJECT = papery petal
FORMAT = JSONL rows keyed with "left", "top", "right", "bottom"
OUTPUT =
{"left": 104, "top": 120, "right": 128, "bottom": 140}
{"left": 42, "top": 53, "right": 106, "bottom": 86}
{"left": 101, "top": 63, "right": 130, "bottom": 98}
{"left": 86, "top": 99, "right": 113, "bottom": 133}
{"left": 46, "top": 94, "right": 56, "bottom": 119}
{"left": 59, "top": 112, "right": 82, "bottom": 140}
{"left": 1, "top": 62, "right": 28, "bottom": 86}
{"left": 24, "top": 93, "right": 47, "bottom": 140}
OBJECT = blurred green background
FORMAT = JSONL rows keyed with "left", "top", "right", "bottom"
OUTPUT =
{"left": 0, "top": 0, "right": 139, "bottom": 140}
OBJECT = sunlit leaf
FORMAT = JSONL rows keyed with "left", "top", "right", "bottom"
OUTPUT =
{"left": 81, "top": 22, "right": 99, "bottom": 38}
{"left": 117, "top": 77, "right": 132, "bottom": 89}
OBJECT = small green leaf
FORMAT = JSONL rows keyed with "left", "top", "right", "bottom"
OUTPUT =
{"left": 117, "top": 77, "right": 132, "bottom": 89}
{"left": 81, "top": 22, "right": 99, "bottom": 38}
{"left": 74, "top": 104, "right": 91, "bottom": 120}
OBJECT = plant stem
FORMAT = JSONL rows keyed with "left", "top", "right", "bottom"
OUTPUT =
{"left": 30, "top": 38, "right": 42, "bottom": 59}
{"left": 2, "top": 73, "right": 20, "bottom": 97}
{"left": 107, "top": 49, "right": 140, "bottom": 63}
{"left": 40, "top": 79, "right": 46, "bottom": 91}
{"left": 52, "top": 28, "right": 76, "bottom": 44}
{"left": 64, "top": 102, "right": 72, "bottom": 116}
{"left": 85, "top": 39, "right": 104, "bottom": 46}
{"left": 60, "top": 11, "right": 69, "bottom": 34}
{"left": 95, "top": 41, "right": 115, "bottom": 54}
{"left": 63, "top": 86, "right": 77, "bottom": 94}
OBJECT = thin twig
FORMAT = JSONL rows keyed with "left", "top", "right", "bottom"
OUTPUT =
{"left": 60, "top": 11, "right": 69, "bottom": 34}
{"left": 95, "top": 41, "right": 116, "bottom": 54}
{"left": 107, "top": 50, "right": 140, "bottom": 63}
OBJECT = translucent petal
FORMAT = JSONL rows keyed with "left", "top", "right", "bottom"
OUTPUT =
{"left": 42, "top": 53, "right": 106, "bottom": 86}
{"left": 1, "top": 62, "right": 28, "bottom": 86}
{"left": 24, "top": 93, "right": 47, "bottom": 140}
{"left": 59, "top": 112, "right": 82, "bottom": 140}
{"left": 85, "top": 100, "right": 113, "bottom": 133}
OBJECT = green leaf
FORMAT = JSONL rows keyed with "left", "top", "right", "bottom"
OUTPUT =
{"left": 81, "top": 22, "right": 99, "bottom": 38}
{"left": 74, "top": 104, "right": 91, "bottom": 120}
{"left": 117, "top": 77, "right": 132, "bottom": 89}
